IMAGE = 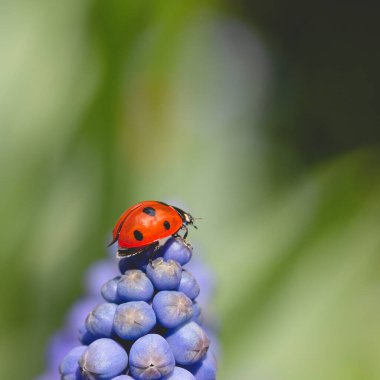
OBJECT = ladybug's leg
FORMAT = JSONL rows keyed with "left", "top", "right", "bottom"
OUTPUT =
{"left": 173, "top": 228, "right": 192, "bottom": 249}
{"left": 173, "top": 225, "right": 189, "bottom": 240}
{"left": 183, "top": 225, "right": 189, "bottom": 240}
{"left": 176, "top": 225, "right": 188, "bottom": 240}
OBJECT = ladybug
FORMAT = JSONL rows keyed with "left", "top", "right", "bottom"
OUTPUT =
{"left": 108, "top": 201, "right": 196, "bottom": 257}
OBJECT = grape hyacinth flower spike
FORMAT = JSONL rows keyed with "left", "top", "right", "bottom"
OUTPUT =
{"left": 41, "top": 202, "right": 217, "bottom": 379}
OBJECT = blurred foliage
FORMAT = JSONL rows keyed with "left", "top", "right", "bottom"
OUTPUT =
{"left": 233, "top": 1, "right": 380, "bottom": 162}
{"left": 217, "top": 151, "right": 380, "bottom": 379}
{"left": 0, "top": 1, "right": 379, "bottom": 380}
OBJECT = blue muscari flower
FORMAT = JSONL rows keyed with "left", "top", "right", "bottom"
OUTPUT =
{"left": 177, "top": 270, "right": 200, "bottom": 300}
{"left": 129, "top": 334, "right": 175, "bottom": 379}
{"left": 113, "top": 301, "right": 156, "bottom": 340}
{"left": 161, "top": 238, "right": 193, "bottom": 265}
{"left": 152, "top": 291, "right": 193, "bottom": 328}
{"left": 40, "top": 237, "right": 218, "bottom": 380}
{"left": 146, "top": 257, "right": 182, "bottom": 290}
{"left": 165, "top": 321, "right": 210, "bottom": 365}
{"left": 80, "top": 338, "right": 128, "bottom": 379}
{"left": 85, "top": 303, "right": 117, "bottom": 339}
{"left": 59, "top": 346, "right": 87, "bottom": 380}
{"left": 185, "top": 350, "right": 217, "bottom": 380}
{"left": 101, "top": 276, "right": 122, "bottom": 303}
{"left": 117, "top": 270, "right": 154, "bottom": 302}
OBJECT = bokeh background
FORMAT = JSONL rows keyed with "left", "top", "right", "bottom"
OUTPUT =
{"left": 1, "top": 1, "right": 379, "bottom": 379}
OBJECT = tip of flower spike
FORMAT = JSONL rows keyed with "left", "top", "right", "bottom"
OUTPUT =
{"left": 54, "top": 228, "right": 218, "bottom": 380}
{"left": 117, "top": 270, "right": 154, "bottom": 302}
{"left": 146, "top": 258, "right": 182, "bottom": 290}
{"left": 161, "top": 238, "right": 193, "bottom": 265}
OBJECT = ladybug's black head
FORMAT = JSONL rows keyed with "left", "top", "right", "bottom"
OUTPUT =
{"left": 172, "top": 205, "right": 197, "bottom": 228}
{"left": 183, "top": 211, "right": 194, "bottom": 225}
{"left": 182, "top": 211, "right": 199, "bottom": 230}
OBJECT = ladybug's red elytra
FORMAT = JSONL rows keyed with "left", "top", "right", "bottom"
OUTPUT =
{"left": 109, "top": 201, "right": 196, "bottom": 257}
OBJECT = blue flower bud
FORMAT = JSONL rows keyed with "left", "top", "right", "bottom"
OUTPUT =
{"left": 186, "top": 350, "right": 217, "bottom": 380}
{"left": 111, "top": 376, "right": 135, "bottom": 380}
{"left": 117, "top": 270, "right": 154, "bottom": 302}
{"left": 162, "top": 367, "right": 196, "bottom": 380}
{"left": 129, "top": 334, "right": 175, "bottom": 380}
{"left": 113, "top": 302, "right": 156, "bottom": 340}
{"left": 85, "top": 303, "right": 117, "bottom": 339}
{"left": 152, "top": 291, "right": 193, "bottom": 328}
{"left": 177, "top": 270, "right": 200, "bottom": 300}
{"left": 80, "top": 338, "right": 128, "bottom": 380}
{"left": 166, "top": 322, "right": 209, "bottom": 365}
{"left": 101, "top": 277, "right": 122, "bottom": 303}
{"left": 161, "top": 238, "right": 192, "bottom": 265}
{"left": 146, "top": 258, "right": 182, "bottom": 290}
{"left": 59, "top": 345, "right": 87, "bottom": 380}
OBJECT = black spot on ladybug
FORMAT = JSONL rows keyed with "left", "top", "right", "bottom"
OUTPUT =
{"left": 143, "top": 207, "right": 156, "bottom": 217}
{"left": 134, "top": 230, "right": 143, "bottom": 241}
{"left": 163, "top": 221, "right": 170, "bottom": 230}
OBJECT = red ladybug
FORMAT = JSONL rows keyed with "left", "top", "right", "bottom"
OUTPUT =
{"left": 109, "top": 201, "right": 196, "bottom": 257}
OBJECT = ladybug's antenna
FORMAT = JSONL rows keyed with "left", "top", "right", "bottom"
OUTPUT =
{"left": 192, "top": 217, "right": 202, "bottom": 229}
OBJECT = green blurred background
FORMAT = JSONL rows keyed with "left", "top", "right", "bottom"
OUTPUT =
{"left": 1, "top": 1, "right": 379, "bottom": 379}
